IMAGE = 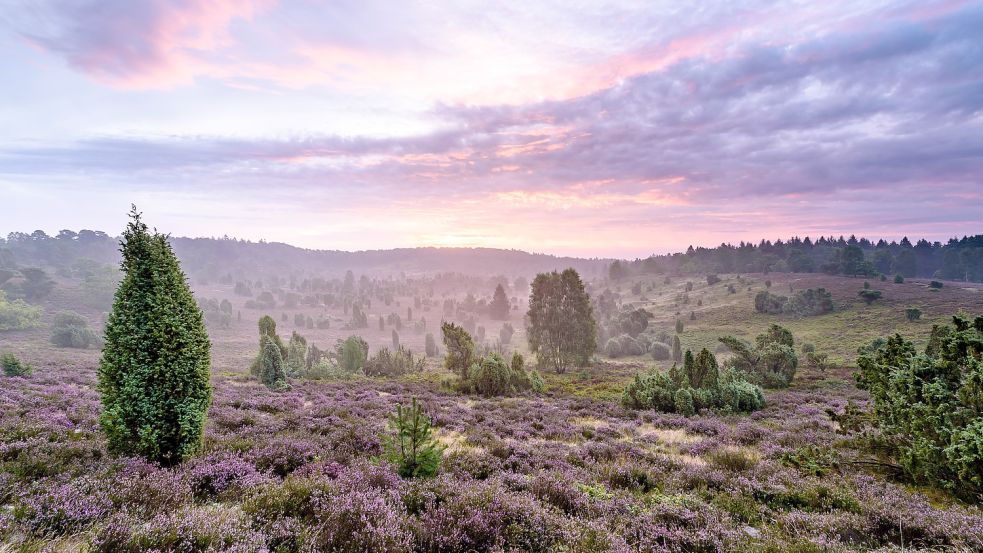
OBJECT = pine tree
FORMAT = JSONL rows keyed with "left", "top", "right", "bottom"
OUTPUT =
{"left": 384, "top": 398, "right": 443, "bottom": 478}
{"left": 98, "top": 207, "right": 212, "bottom": 466}
{"left": 672, "top": 335, "right": 682, "bottom": 363}
{"left": 489, "top": 283, "right": 510, "bottom": 320}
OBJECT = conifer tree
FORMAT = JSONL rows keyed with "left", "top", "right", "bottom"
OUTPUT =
{"left": 489, "top": 283, "right": 510, "bottom": 320}
{"left": 98, "top": 207, "right": 212, "bottom": 466}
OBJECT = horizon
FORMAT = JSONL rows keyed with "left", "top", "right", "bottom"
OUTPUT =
{"left": 3, "top": 0, "right": 983, "bottom": 257}
{"left": 3, "top": 222, "right": 978, "bottom": 262}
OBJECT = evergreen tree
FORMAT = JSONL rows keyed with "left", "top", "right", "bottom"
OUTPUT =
{"left": 384, "top": 398, "right": 443, "bottom": 478}
{"left": 672, "top": 334, "right": 682, "bottom": 364}
{"left": 489, "top": 283, "right": 510, "bottom": 320}
{"left": 441, "top": 322, "right": 475, "bottom": 378}
{"left": 98, "top": 207, "right": 212, "bottom": 466}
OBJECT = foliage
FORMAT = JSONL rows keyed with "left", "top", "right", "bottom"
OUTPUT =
{"left": 650, "top": 341, "right": 671, "bottom": 361}
{"left": 425, "top": 333, "right": 438, "bottom": 357}
{"left": 856, "top": 314, "right": 983, "bottom": 500}
{"left": 489, "top": 283, "right": 510, "bottom": 320}
{"left": 285, "top": 331, "right": 308, "bottom": 377}
{"left": 257, "top": 336, "right": 289, "bottom": 391}
{"left": 98, "top": 207, "right": 212, "bottom": 466}
{"left": 50, "top": 310, "right": 99, "bottom": 348}
{"left": 622, "top": 348, "right": 764, "bottom": 415}
{"left": 706, "top": 274, "right": 721, "bottom": 285}
{"left": 337, "top": 335, "right": 369, "bottom": 374}
{"left": 0, "top": 289, "right": 42, "bottom": 331}
{"left": 364, "top": 346, "right": 425, "bottom": 377}
{"left": 463, "top": 352, "right": 541, "bottom": 396}
{"left": 930, "top": 280, "right": 944, "bottom": 289}
{"left": 858, "top": 289, "right": 882, "bottom": 304}
{"left": 384, "top": 398, "right": 443, "bottom": 478}
{"left": 1, "top": 352, "right": 33, "bottom": 377}
{"left": 499, "top": 322, "right": 514, "bottom": 346}
{"left": 905, "top": 307, "right": 922, "bottom": 321}
{"left": 0, "top": 267, "right": 55, "bottom": 303}
{"left": 616, "top": 307, "right": 653, "bottom": 337}
{"left": 526, "top": 269, "right": 596, "bottom": 373}
{"left": 754, "top": 290, "right": 787, "bottom": 314}
{"left": 894, "top": 274, "right": 905, "bottom": 284}
{"left": 441, "top": 321, "right": 475, "bottom": 378}
{"left": 675, "top": 319, "right": 684, "bottom": 334}
{"left": 719, "top": 324, "right": 798, "bottom": 388}
{"left": 756, "top": 288, "right": 833, "bottom": 316}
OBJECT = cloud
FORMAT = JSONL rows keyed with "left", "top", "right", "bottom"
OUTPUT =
{"left": 13, "top": 0, "right": 274, "bottom": 87}
{"left": 1, "top": 0, "right": 981, "bottom": 255}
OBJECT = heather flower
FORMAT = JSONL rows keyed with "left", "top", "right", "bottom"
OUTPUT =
{"left": 17, "top": 477, "right": 113, "bottom": 536}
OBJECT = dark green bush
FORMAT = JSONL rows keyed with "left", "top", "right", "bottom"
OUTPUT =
{"left": 905, "top": 307, "right": 922, "bottom": 321}
{"left": 858, "top": 289, "right": 882, "bottom": 304}
{"left": 50, "top": 310, "right": 99, "bottom": 349}
{"left": 622, "top": 348, "right": 764, "bottom": 414}
{"left": 856, "top": 314, "right": 983, "bottom": 500}
{"left": 719, "top": 324, "right": 798, "bottom": 388}
{"left": 98, "top": 208, "right": 212, "bottom": 466}
{"left": 1, "top": 352, "right": 32, "bottom": 377}
{"left": 894, "top": 274, "right": 904, "bottom": 284}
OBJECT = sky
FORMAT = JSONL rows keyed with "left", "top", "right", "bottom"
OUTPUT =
{"left": 1, "top": 0, "right": 981, "bottom": 258}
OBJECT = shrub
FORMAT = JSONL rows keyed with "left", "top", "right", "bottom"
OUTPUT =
{"left": 856, "top": 314, "right": 983, "bottom": 500}
{"left": 98, "top": 208, "right": 212, "bottom": 466}
{"left": 719, "top": 324, "right": 798, "bottom": 388}
{"left": 804, "top": 351, "right": 830, "bottom": 371}
{"left": 905, "top": 307, "right": 922, "bottom": 321}
{"left": 650, "top": 341, "right": 671, "bottom": 361}
{"left": 622, "top": 348, "right": 763, "bottom": 414}
{"left": 706, "top": 274, "right": 721, "bottom": 285}
{"left": 363, "top": 346, "right": 424, "bottom": 377}
{"left": 800, "top": 342, "right": 815, "bottom": 354}
{"left": 285, "top": 331, "right": 307, "bottom": 377}
{"left": 0, "top": 290, "right": 42, "bottom": 331}
{"left": 858, "top": 289, "right": 882, "bottom": 304}
{"left": 50, "top": 310, "right": 99, "bottom": 348}
{"left": 786, "top": 288, "right": 834, "bottom": 316}
{"left": 675, "top": 319, "right": 684, "bottom": 334}
{"left": 468, "top": 353, "right": 513, "bottom": 396}
{"left": 605, "top": 338, "right": 622, "bottom": 358}
{"left": 754, "top": 290, "right": 787, "bottom": 314}
{"left": 442, "top": 322, "right": 475, "bottom": 378}
{"left": 384, "top": 398, "right": 444, "bottom": 478}
{"left": 1, "top": 352, "right": 32, "bottom": 377}
{"left": 929, "top": 280, "right": 944, "bottom": 289}
{"left": 894, "top": 274, "right": 904, "bottom": 284}
{"left": 337, "top": 335, "right": 369, "bottom": 373}
{"left": 425, "top": 333, "right": 438, "bottom": 357}
{"left": 258, "top": 335, "right": 289, "bottom": 390}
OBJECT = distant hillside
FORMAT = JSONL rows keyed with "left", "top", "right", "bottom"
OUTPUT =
{"left": 0, "top": 230, "right": 611, "bottom": 280}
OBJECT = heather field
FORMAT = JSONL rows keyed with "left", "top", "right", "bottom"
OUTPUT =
{"left": 2, "top": 269, "right": 983, "bottom": 552}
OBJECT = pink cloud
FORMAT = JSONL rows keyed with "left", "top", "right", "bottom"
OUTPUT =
{"left": 25, "top": 0, "right": 275, "bottom": 88}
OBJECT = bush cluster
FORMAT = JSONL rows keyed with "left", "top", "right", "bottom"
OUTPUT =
{"left": 622, "top": 348, "right": 764, "bottom": 415}
{"left": 718, "top": 324, "right": 798, "bottom": 388}
{"left": 755, "top": 288, "right": 833, "bottom": 316}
